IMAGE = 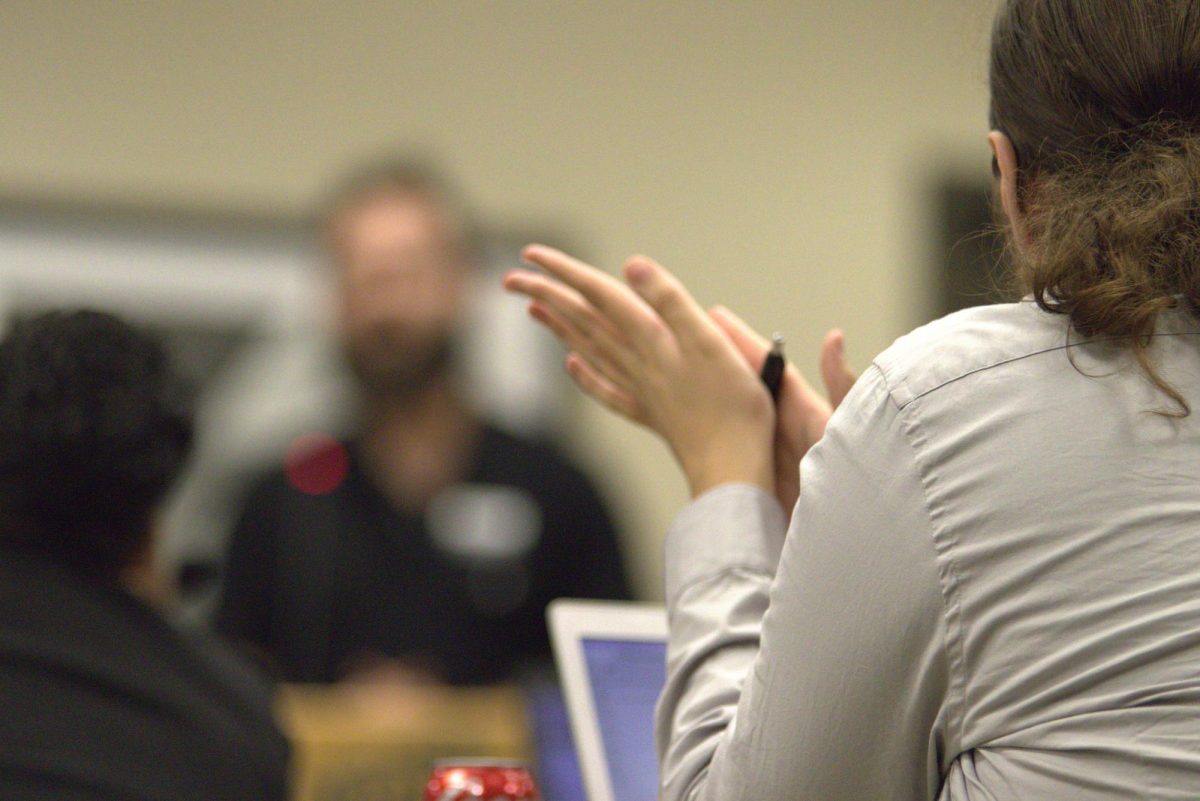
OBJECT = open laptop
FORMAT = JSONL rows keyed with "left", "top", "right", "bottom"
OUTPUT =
{"left": 547, "top": 599, "right": 668, "bottom": 801}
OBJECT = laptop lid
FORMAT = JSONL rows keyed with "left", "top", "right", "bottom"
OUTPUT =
{"left": 547, "top": 599, "right": 668, "bottom": 801}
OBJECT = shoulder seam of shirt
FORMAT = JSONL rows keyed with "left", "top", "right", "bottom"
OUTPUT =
{"left": 888, "top": 330, "right": 1200, "bottom": 411}
{"left": 668, "top": 564, "right": 776, "bottom": 612}
{"left": 874, "top": 365, "right": 968, "bottom": 757}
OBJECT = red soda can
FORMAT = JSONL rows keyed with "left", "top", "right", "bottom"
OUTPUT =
{"left": 422, "top": 759, "right": 540, "bottom": 801}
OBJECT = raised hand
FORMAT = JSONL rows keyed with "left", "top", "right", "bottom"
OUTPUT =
{"left": 709, "top": 308, "right": 857, "bottom": 511}
{"left": 503, "top": 245, "right": 776, "bottom": 501}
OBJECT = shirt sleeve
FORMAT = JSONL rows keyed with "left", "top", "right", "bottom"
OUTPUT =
{"left": 656, "top": 365, "right": 954, "bottom": 801}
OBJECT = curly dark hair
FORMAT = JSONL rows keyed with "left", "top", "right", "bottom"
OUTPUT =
{"left": 0, "top": 310, "right": 194, "bottom": 574}
{"left": 990, "top": 0, "right": 1200, "bottom": 414}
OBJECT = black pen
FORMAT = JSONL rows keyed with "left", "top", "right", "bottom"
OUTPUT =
{"left": 760, "top": 333, "right": 786, "bottom": 403}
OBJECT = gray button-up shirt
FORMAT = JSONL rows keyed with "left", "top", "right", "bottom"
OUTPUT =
{"left": 658, "top": 302, "right": 1200, "bottom": 800}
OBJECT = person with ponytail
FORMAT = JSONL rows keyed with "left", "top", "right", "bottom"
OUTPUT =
{"left": 504, "top": 1, "right": 1200, "bottom": 798}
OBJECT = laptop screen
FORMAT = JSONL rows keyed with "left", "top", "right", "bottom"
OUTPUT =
{"left": 581, "top": 638, "right": 668, "bottom": 801}
{"left": 526, "top": 680, "right": 588, "bottom": 801}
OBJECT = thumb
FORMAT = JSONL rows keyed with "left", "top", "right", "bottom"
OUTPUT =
{"left": 708, "top": 305, "right": 769, "bottom": 366}
{"left": 819, "top": 329, "right": 857, "bottom": 408}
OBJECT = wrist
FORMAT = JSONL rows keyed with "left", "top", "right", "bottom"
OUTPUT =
{"left": 682, "top": 441, "right": 774, "bottom": 500}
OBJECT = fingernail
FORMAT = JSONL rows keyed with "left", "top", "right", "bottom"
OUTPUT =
{"left": 626, "top": 261, "right": 652, "bottom": 284}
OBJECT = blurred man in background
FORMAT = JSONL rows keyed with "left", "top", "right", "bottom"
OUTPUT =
{"left": 216, "top": 160, "right": 630, "bottom": 685}
{"left": 0, "top": 310, "right": 289, "bottom": 801}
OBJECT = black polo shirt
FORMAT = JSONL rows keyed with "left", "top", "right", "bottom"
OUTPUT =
{"left": 217, "top": 425, "right": 630, "bottom": 684}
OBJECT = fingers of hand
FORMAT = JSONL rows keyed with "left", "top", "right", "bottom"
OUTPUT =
{"left": 521, "top": 245, "right": 663, "bottom": 341}
{"left": 708, "top": 305, "right": 768, "bottom": 364}
{"left": 527, "top": 300, "right": 632, "bottom": 392}
{"left": 504, "top": 269, "right": 638, "bottom": 379}
{"left": 819, "top": 328, "right": 857, "bottom": 407}
{"left": 710, "top": 305, "right": 817, "bottom": 400}
{"left": 564, "top": 353, "right": 645, "bottom": 424}
{"left": 623, "top": 255, "right": 719, "bottom": 352}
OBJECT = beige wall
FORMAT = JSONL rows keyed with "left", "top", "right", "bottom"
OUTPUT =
{"left": 0, "top": 1, "right": 997, "bottom": 598}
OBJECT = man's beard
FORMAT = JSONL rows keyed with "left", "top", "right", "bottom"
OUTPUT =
{"left": 344, "top": 331, "right": 457, "bottom": 403}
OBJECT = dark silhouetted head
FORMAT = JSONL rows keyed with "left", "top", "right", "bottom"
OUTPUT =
{"left": 0, "top": 310, "right": 193, "bottom": 576}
